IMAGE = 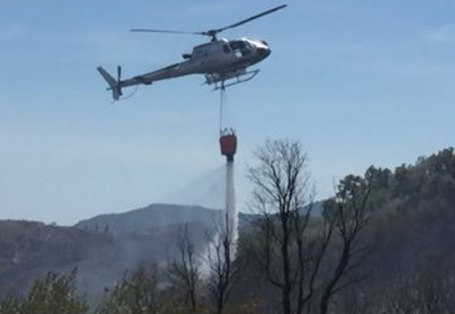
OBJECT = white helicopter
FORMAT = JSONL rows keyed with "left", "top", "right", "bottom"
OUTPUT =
{"left": 97, "top": 4, "right": 287, "bottom": 100}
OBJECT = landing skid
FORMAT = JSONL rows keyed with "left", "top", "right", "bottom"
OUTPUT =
{"left": 205, "top": 69, "right": 260, "bottom": 90}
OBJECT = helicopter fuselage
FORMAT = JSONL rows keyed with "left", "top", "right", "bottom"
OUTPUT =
{"left": 102, "top": 38, "right": 270, "bottom": 97}
{"left": 186, "top": 38, "right": 270, "bottom": 74}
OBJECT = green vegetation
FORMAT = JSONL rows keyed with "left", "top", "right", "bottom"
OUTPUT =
{"left": 0, "top": 270, "right": 88, "bottom": 314}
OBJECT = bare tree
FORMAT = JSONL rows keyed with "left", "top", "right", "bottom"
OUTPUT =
{"left": 168, "top": 224, "right": 201, "bottom": 313}
{"left": 206, "top": 214, "right": 243, "bottom": 314}
{"left": 248, "top": 139, "right": 375, "bottom": 314}
{"left": 319, "top": 174, "right": 374, "bottom": 314}
{"left": 248, "top": 139, "right": 330, "bottom": 314}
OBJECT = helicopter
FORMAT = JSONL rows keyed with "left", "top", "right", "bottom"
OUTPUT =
{"left": 97, "top": 4, "right": 287, "bottom": 100}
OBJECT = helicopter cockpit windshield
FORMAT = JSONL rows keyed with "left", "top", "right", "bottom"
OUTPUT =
{"left": 230, "top": 40, "right": 253, "bottom": 58}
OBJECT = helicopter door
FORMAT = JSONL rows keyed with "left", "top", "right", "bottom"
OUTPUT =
{"left": 229, "top": 40, "right": 252, "bottom": 58}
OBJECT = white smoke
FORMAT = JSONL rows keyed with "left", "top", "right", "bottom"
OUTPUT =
{"left": 164, "top": 166, "right": 225, "bottom": 210}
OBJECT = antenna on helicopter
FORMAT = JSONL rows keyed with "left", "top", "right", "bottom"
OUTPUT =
{"left": 131, "top": 4, "right": 287, "bottom": 42}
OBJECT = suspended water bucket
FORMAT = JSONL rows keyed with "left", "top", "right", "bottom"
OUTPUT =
{"left": 219, "top": 131, "right": 237, "bottom": 162}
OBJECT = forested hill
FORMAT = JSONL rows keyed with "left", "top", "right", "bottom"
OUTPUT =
{"left": 317, "top": 147, "right": 455, "bottom": 312}
{"left": 228, "top": 147, "right": 455, "bottom": 313}
{"left": 0, "top": 204, "right": 258, "bottom": 297}
{"left": 0, "top": 220, "right": 112, "bottom": 295}
{"left": 0, "top": 205, "right": 221, "bottom": 297}
{"left": 367, "top": 147, "right": 455, "bottom": 208}
{"left": 74, "top": 204, "right": 220, "bottom": 234}
{"left": 74, "top": 203, "right": 323, "bottom": 235}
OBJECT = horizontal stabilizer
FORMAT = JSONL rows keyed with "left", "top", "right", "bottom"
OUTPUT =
{"left": 97, "top": 66, "right": 122, "bottom": 100}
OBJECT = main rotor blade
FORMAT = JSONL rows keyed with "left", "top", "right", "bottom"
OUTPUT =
{"left": 130, "top": 29, "right": 206, "bottom": 36}
{"left": 215, "top": 4, "right": 287, "bottom": 33}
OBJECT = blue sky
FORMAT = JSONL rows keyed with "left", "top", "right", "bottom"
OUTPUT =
{"left": 1, "top": 0, "right": 454, "bottom": 225}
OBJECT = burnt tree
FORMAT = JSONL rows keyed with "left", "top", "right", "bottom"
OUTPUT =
{"left": 248, "top": 139, "right": 375, "bottom": 314}
{"left": 205, "top": 215, "right": 242, "bottom": 314}
{"left": 248, "top": 139, "right": 329, "bottom": 314}
{"left": 319, "top": 174, "right": 375, "bottom": 314}
{"left": 169, "top": 224, "right": 201, "bottom": 313}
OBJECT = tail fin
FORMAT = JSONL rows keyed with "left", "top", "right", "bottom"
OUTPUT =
{"left": 97, "top": 66, "right": 122, "bottom": 100}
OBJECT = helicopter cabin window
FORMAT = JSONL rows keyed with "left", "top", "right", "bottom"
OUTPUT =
{"left": 229, "top": 40, "right": 252, "bottom": 58}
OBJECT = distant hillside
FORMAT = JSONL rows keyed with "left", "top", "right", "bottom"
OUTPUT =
{"left": 74, "top": 203, "right": 262, "bottom": 235}
{"left": 0, "top": 220, "right": 113, "bottom": 295}
{"left": 0, "top": 205, "right": 229, "bottom": 298}
{"left": 0, "top": 204, "right": 263, "bottom": 298}
{"left": 74, "top": 204, "right": 222, "bottom": 235}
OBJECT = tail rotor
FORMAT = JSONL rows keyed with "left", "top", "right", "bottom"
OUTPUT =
{"left": 117, "top": 66, "right": 122, "bottom": 83}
